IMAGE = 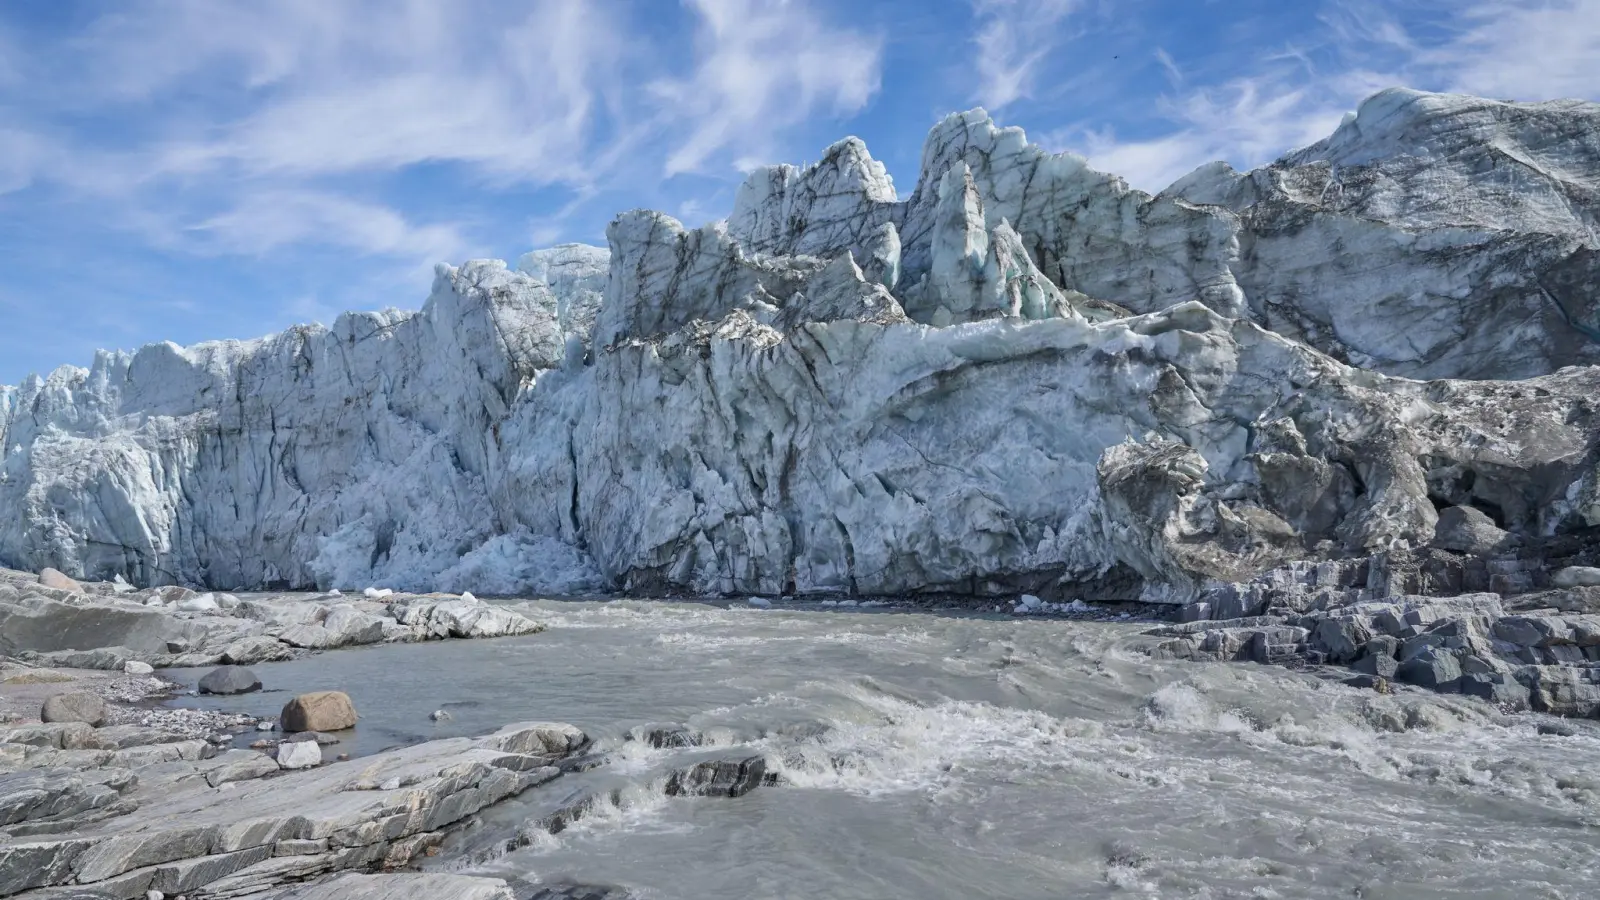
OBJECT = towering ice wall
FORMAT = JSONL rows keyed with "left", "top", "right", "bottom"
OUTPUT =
{"left": 3, "top": 88, "right": 1599, "bottom": 599}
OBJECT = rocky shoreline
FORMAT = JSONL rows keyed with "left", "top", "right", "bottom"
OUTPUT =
{"left": 1146, "top": 532, "right": 1600, "bottom": 715}
{"left": 0, "top": 568, "right": 546, "bottom": 673}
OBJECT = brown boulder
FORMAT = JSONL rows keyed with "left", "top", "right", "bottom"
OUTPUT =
{"left": 38, "top": 568, "right": 83, "bottom": 592}
{"left": 280, "top": 691, "right": 358, "bottom": 732}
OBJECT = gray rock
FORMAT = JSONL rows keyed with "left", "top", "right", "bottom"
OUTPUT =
{"left": 1351, "top": 651, "right": 1399, "bottom": 679}
{"left": 220, "top": 636, "right": 293, "bottom": 666}
{"left": 1460, "top": 673, "right": 1530, "bottom": 708}
{"left": 1430, "top": 506, "right": 1511, "bottom": 554}
{"left": 1311, "top": 616, "right": 1373, "bottom": 664}
{"left": 41, "top": 692, "right": 108, "bottom": 727}
{"left": 1396, "top": 646, "right": 1463, "bottom": 692}
{"left": 276, "top": 740, "right": 322, "bottom": 770}
{"left": 280, "top": 873, "right": 516, "bottom": 900}
{"left": 283, "top": 731, "right": 340, "bottom": 745}
{"left": 1553, "top": 566, "right": 1600, "bottom": 588}
{"left": 0, "top": 837, "right": 94, "bottom": 895}
{"left": 1524, "top": 666, "right": 1600, "bottom": 717}
{"left": 277, "top": 624, "right": 344, "bottom": 651}
{"left": 663, "top": 756, "right": 774, "bottom": 798}
{"left": 203, "top": 751, "right": 282, "bottom": 788}
{"left": 198, "top": 665, "right": 262, "bottom": 696}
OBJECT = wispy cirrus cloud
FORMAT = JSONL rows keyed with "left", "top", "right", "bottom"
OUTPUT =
{"left": 652, "top": 0, "right": 884, "bottom": 177}
{"left": 1037, "top": 0, "right": 1600, "bottom": 193}
{"left": 968, "top": 0, "right": 1081, "bottom": 110}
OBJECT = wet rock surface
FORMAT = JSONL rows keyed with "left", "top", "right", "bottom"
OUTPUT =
{"left": 0, "top": 721, "right": 589, "bottom": 899}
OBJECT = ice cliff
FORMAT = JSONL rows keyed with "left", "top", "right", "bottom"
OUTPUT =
{"left": 3, "top": 88, "right": 1599, "bottom": 601}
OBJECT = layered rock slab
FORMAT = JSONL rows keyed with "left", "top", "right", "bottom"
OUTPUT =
{"left": 0, "top": 722, "right": 587, "bottom": 899}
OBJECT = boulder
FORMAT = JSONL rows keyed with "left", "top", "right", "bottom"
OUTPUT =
{"left": 1395, "top": 646, "right": 1463, "bottom": 692}
{"left": 40, "top": 692, "right": 107, "bottom": 727}
{"left": 1460, "top": 673, "right": 1530, "bottom": 709}
{"left": 38, "top": 568, "right": 83, "bottom": 592}
{"left": 1553, "top": 567, "right": 1600, "bottom": 589}
{"left": 1311, "top": 616, "right": 1373, "bottom": 664}
{"left": 198, "top": 666, "right": 262, "bottom": 696}
{"left": 123, "top": 660, "right": 154, "bottom": 676}
{"left": 280, "top": 691, "right": 358, "bottom": 733}
{"left": 277, "top": 740, "right": 322, "bottom": 770}
{"left": 1430, "top": 506, "right": 1511, "bottom": 555}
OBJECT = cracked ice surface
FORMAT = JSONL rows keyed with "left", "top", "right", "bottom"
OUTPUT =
{"left": 2, "top": 89, "right": 1599, "bottom": 599}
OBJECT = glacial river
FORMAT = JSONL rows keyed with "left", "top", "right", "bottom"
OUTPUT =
{"left": 169, "top": 599, "right": 1600, "bottom": 899}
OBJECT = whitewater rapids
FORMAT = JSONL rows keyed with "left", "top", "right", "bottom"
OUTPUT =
{"left": 167, "top": 600, "right": 1600, "bottom": 899}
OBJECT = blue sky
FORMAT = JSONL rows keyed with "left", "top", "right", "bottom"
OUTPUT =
{"left": 1, "top": 0, "right": 1596, "bottom": 385}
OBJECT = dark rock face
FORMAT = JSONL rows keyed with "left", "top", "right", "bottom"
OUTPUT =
{"left": 1148, "top": 533, "right": 1600, "bottom": 717}
{"left": 198, "top": 665, "right": 262, "bottom": 695}
{"left": 663, "top": 756, "right": 775, "bottom": 799}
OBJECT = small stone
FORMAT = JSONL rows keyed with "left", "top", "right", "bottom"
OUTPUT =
{"left": 40, "top": 691, "right": 107, "bottom": 726}
{"left": 165, "top": 638, "right": 191, "bottom": 654}
{"left": 257, "top": 720, "right": 276, "bottom": 731}
{"left": 199, "top": 665, "right": 262, "bottom": 695}
{"left": 124, "top": 660, "right": 155, "bottom": 676}
{"left": 430, "top": 709, "right": 452, "bottom": 722}
{"left": 1538, "top": 721, "right": 1578, "bottom": 737}
{"left": 146, "top": 890, "right": 164, "bottom": 900}
{"left": 276, "top": 740, "right": 322, "bottom": 770}
{"left": 249, "top": 740, "right": 271, "bottom": 749}
{"left": 280, "top": 691, "right": 358, "bottom": 732}
{"left": 284, "top": 731, "right": 340, "bottom": 745}
{"left": 335, "top": 752, "right": 350, "bottom": 761}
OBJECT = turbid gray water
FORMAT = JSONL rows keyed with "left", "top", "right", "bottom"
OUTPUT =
{"left": 167, "top": 599, "right": 1600, "bottom": 899}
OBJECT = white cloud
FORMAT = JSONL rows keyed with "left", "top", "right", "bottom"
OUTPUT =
{"left": 1044, "top": 0, "right": 1600, "bottom": 193}
{"left": 1428, "top": 0, "right": 1600, "bottom": 100}
{"left": 653, "top": 0, "right": 883, "bottom": 177}
{"left": 969, "top": 0, "right": 1080, "bottom": 110}
{"left": 190, "top": 190, "right": 470, "bottom": 262}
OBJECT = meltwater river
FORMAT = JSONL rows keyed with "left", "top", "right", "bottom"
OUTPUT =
{"left": 169, "top": 599, "right": 1600, "bottom": 899}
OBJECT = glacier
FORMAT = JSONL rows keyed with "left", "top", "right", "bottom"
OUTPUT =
{"left": 2, "top": 87, "right": 1599, "bottom": 601}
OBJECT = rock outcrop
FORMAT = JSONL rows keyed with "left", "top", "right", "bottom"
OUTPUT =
{"left": 0, "top": 88, "right": 1597, "bottom": 603}
{"left": 0, "top": 720, "right": 590, "bottom": 899}
{"left": 0, "top": 569, "right": 546, "bottom": 671}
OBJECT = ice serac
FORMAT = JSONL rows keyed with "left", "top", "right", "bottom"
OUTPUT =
{"left": 515, "top": 243, "right": 610, "bottom": 346}
{"left": 3, "top": 88, "right": 1600, "bottom": 603}
{"left": 1169, "top": 88, "right": 1600, "bottom": 379}
{"left": 0, "top": 261, "right": 603, "bottom": 595}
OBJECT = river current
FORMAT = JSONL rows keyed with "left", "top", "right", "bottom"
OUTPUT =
{"left": 169, "top": 599, "right": 1600, "bottom": 899}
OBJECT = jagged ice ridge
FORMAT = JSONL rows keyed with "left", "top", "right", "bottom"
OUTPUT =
{"left": 3, "top": 87, "right": 1599, "bottom": 601}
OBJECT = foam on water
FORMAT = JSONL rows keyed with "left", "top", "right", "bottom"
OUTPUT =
{"left": 203, "top": 598, "right": 1600, "bottom": 898}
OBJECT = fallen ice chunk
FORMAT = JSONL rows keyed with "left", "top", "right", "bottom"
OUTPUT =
{"left": 748, "top": 596, "right": 772, "bottom": 609}
{"left": 364, "top": 587, "right": 394, "bottom": 600}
